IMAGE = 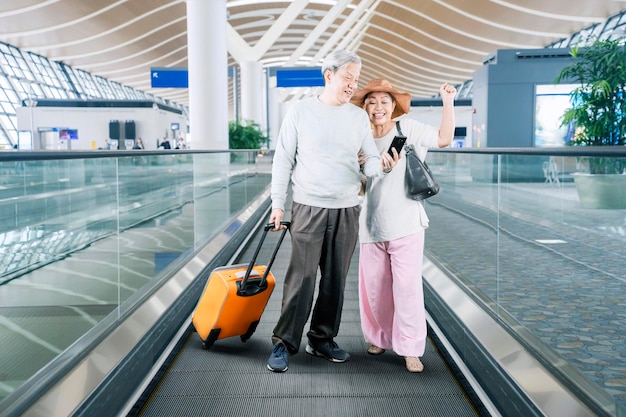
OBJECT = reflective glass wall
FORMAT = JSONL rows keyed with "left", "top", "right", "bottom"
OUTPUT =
{"left": 0, "top": 149, "right": 271, "bottom": 406}
{"left": 425, "top": 148, "right": 626, "bottom": 415}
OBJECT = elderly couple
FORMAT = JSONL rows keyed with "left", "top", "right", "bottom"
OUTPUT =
{"left": 267, "top": 49, "right": 457, "bottom": 374}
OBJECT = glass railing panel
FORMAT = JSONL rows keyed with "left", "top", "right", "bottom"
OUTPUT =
{"left": 117, "top": 153, "right": 194, "bottom": 230}
{"left": 0, "top": 158, "right": 119, "bottom": 279}
{"left": 426, "top": 152, "right": 500, "bottom": 308}
{"left": 193, "top": 152, "right": 233, "bottom": 246}
{"left": 113, "top": 153, "right": 198, "bottom": 308}
{"left": 0, "top": 156, "right": 123, "bottom": 404}
{"left": 426, "top": 148, "right": 626, "bottom": 415}
{"left": 496, "top": 152, "right": 626, "bottom": 412}
{"left": 495, "top": 153, "right": 573, "bottom": 323}
{"left": 227, "top": 151, "right": 271, "bottom": 217}
{"left": 0, "top": 149, "right": 271, "bottom": 407}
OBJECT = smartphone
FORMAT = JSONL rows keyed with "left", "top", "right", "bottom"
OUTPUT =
{"left": 388, "top": 135, "right": 407, "bottom": 156}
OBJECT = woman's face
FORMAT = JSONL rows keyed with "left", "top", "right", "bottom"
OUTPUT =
{"left": 364, "top": 91, "right": 396, "bottom": 127}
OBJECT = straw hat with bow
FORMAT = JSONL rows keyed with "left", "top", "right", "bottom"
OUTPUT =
{"left": 351, "top": 79, "right": 411, "bottom": 119}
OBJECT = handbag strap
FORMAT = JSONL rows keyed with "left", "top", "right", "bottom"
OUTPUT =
{"left": 396, "top": 120, "right": 410, "bottom": 155}
{"left": 395, "top": 120, "right": 403, "bottom": 136}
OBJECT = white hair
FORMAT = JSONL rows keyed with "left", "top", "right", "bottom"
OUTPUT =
{"left": 321, "top": 50, "right": 361, "bottom": 76}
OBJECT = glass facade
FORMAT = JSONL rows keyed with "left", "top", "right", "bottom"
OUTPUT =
{"left": 0, "top": 43, "right": 186, "bottom": 150}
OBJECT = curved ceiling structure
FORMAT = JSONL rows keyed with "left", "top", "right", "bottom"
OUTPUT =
{"left": 0, "top": 0, "right": 624, "bottom": 109}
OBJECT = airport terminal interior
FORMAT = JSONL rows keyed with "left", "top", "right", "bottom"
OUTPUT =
{"left": 1, "top": 2, "right": 626, "bottom": 417}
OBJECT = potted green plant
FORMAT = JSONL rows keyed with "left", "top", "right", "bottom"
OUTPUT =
{"left": 556, "top": 37, "right": 626, "bottom": 208}
{"left": 228, "top": 119, "right": 269, "bottom": 162}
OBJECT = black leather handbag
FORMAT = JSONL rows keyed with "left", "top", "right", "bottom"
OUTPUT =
{"left": 397, "top": 121, "right": 439, "bottom": 200}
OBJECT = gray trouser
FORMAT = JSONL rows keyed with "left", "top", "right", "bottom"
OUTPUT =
{"left": 272, "top": 202, "right": 360, "bottom": 353}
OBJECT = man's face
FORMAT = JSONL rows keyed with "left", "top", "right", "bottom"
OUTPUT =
{"left": 325, "top": 62, "right": 360, "bottom": 105}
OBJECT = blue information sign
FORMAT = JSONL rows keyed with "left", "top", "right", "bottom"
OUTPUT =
{"left": 150, "top": 67, "right": 188, "bottom": 88}
{"left": 276, "top": 68, "right": 324, "bottom": 88}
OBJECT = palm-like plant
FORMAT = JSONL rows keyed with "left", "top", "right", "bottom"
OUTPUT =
{"left": 556, "top": 37, "right": 626, "bottom": 174}
{"left": 228, "top": 119, "right": 268, "bottom": 150}
{"left": 228, "top": 119, "right": 269, "bottom": 163}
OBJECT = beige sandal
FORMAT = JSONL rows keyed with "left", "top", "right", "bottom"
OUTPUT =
{"left": 367, "top": 345, "right": 385, "bottom": 355}
{"left": 404, "top": 356, "right": 424, "bottom": 373}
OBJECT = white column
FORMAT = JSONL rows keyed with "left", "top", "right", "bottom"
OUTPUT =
{"left": 267, "top": 76, "right": 279, "bottom": 150}
{"left": 240, "top": 60, "right": 265, "bottom": 131}
{"left": 186, "top": 0, "right": 228, "bottom": 150}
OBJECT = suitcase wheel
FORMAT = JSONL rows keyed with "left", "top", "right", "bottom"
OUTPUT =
{"left": 240, "top": 320, "right": 260, "bottom": 343}
{"left": 202, "top": 328, "right": 221, "bottom": 350}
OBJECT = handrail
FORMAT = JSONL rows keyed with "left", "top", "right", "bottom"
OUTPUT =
{"left": 0, "top": 148, "right": 264, "bottom": 162}
{"left": 430, "top": 146, "right": 626, "bottom": 157}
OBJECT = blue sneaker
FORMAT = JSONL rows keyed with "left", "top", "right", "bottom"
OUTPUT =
{"left": 267, "top": 344, "right": 289, "bottom": 372}
{"left": 305, "top": 340, "right": 350, "bottom": 363}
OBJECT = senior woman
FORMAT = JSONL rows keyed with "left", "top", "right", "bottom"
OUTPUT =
{"left": 352, "top": 79, "right": 456, "bottom": 372}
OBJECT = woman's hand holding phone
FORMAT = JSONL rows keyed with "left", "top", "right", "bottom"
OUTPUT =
{"left": 388, "top": 135, "right": 407, "bottom": 156}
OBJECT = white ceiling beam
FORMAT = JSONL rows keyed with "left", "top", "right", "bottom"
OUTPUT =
{"left": 488, "top": 0, "right": 607, "bottom": 22}
{"left": 226, "top": 23, "right": 252, "bottom": 63}
{"left": 336, "top": 0, "right": 381, "bottom": 53}
{"left": 435, "top": 0, "right": 569, "bottom": 37}
{"left": 251, "top": 0, "right": 310, "bottom": 60}
{"left": 227, "top": 0, "right": 311, "bottom": 63}
{"left": 389, "top": 0, "right": 542, "bottom": 49}
{"left": 285, "top": 0, "right": 351, "bottom": 66}
{"left": 310, "top": 0, "right": 378, "bottom": 65}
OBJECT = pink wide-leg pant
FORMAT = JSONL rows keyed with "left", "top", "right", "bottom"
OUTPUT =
{"left": 358, "top": 231, "right": 426, "bottom": 357}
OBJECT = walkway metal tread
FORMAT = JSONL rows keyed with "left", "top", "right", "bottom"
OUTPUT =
{"left": 135, "top": 220, "right": 481, "bottom": 417}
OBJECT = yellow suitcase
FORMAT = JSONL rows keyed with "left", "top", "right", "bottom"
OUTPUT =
{"left": 192, "top": 222, "right": 289, "bottom": 349}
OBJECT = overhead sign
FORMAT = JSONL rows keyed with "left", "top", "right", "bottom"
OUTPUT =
{"left": 150, "top": 67, "right": 235, "bottom": 88}
{"left": 151, "top": 67, "right": 188, "bottom": 88}
{"left": 151, "top": 67, "right": 322, "bottom": 88}
{"left": 276, "top": 67, "right": 323, "bottom": 88}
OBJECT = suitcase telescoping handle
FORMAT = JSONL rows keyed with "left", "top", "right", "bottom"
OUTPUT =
{"left": 239, "top": 221, "right": 290, "bottom": 291}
